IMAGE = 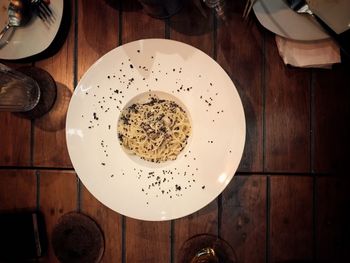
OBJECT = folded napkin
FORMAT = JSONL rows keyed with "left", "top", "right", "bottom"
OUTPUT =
{"left": 275, "top": 35, "right": 341, "bottom": 69}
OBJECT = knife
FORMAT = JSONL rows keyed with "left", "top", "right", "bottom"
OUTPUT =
{"left": 285, "top": 0, "right": 350, "bottom": 59}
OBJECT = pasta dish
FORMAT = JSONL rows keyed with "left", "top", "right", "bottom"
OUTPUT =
{"left": 117, "top": 96, "right": 191, "bottom": 163}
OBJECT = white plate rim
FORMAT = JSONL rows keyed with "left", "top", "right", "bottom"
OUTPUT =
{"left": 66, "top": 38, "right": 246, "bottom": 221}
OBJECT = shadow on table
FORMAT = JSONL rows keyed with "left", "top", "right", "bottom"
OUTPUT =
{"left": 168, "top": 0, "right": 213, "bottom": 36}
{"left": 34, "top": 82, "right": 72, "bottom": 132}
{"left": 236, "top": 87, "right": 259, "bottom": 172}
{"left": 104, "top": 0, "right": 213, "bottom": 36}
{"left": 104, "top": 0, "right": 142, "bottom": 11}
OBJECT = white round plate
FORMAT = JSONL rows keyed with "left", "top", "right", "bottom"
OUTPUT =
{"left": 253, "top": 0, "right": 328, "bottom": 41}
{"left": 0, "top": 0, "right": 63, "bottom": 60}
{"left": 66, "top": 39, "right": 246, "bottom": 221}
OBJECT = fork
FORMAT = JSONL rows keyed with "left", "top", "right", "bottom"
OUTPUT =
{"left": 243, "top": 0, "right": 256, "bottom": 20}
{"left": 31, "top": 0, "right": 53, "bottom": 23}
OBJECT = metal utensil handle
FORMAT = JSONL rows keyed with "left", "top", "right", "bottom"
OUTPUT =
{"left": 0, "top": 24, "right": 11, "bottom": 41}
{"left": 313, "top": 14, "right": 350, "bottom": 58}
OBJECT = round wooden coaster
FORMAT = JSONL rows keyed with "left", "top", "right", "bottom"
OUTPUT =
{"left": 16, "top": 66, "right": 57, "bottom": 119}
{"left": 52, "top": 212, "right": 104, "bottom": 263}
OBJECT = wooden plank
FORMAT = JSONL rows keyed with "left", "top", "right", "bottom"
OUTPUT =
{"left": 34, "top": 1, "right": 76, "bottom": 168}
{"left": 217, "top": 1, "right": 264, "bottom": 172}
{"left": 76, "top": 3, "right": 121, "bottom": 258}
{"left": 81, "top": 185, "right": 122, "bottom": 263}
{"left": 221, "top": 175, "right": 266, "bottom": 263}
{"left": 173, "top": 201, "right": 218, "bottom": 263}
{"left": 270, "top": 176, "right": 313, "bottom": 262}
{"left": 125, "top": 219, "right": 171, "bottom": 262}
{"left": 76, "top": 2, "right": 121, "bottom": 261}
{"left": 39, "top": 171, "right": 77, "bottom": 263}
{"left": 265, "top": 33, "right": 311, "bottom": 173}
{"left": 169, "top": 3, "right": 218, "bottom": 262}
{"left": 313, "top": 64, "right": 350, "bottom": 173}
{"left": 0, "top": 61, "right": 33, "bottom": 166}
{"left": 0, "top": 170, "right": 36, "bottom": 211}
{"left": 316, "top": 176, "right": 350, "bottom": 262}
{"left": 121, "top": 3, "right": 170, "bottom": 263}
{"left": 122, "top": 0, "right": 165, "bottom": 42}
{"left": 77, "top": 0, "right": 119, "bottom": 81}
{"left": 0, "top": 113, "right": 31, "bottom": 166}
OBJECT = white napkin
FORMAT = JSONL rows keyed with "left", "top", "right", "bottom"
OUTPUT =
{"left": 275, "top": 35, "right": 341, "bottom": 69}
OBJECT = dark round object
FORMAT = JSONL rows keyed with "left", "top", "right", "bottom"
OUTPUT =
{"left": 52, "top": 212, "right": 104, "bottom": 263}
{"left": 138, "top": 0, "right": 184, "bottom": 19}
{"left": 16, "top": 66, "right": 57, "bottom": 119}
{"left": 177, "top": 234, "right": 237, "bottom": 263}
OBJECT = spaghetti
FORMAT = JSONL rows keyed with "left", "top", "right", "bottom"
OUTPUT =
{"left": 117, "top": 96, "right": 191, "bottom": 163}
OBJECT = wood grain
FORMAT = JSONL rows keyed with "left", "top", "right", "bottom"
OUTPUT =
{"left": 122, "top": 0, "right": 165, "bottom": 43}
{"left": 221, "top": 175, "right": 266, "bottom": 263}
{"left": 34, "top": 1, "right": 75, "bottom": 168}
{"left": 264, "top": 33, "right": 311, "bottom": 173}
{"left": 77, "top": 0, "right": 119, "bottom": 81}
{"left": 173, "top": 200, "right": 218, "bottom": 263}
{"left": 0, "top": 170, "right": 36, "bottom": 211}
{"left": 121, "top": 3, "right": 171, "bottom": 263}
{"left": 316, "top": 176, "right": 350, "bottom": 263}
{"left": 270, "top": 176, "right": 313, "bottom": 262}
{"left": 0, "top": 61, "right": 33, "bottom": 167}
{"left": 168, "top": 2, "right": 219, "bottom": 262}
{"left": 76, "top": 6, "right": 121, "bottom": 260}
{"left": 39, "top": 171, "right": 78, "bottom": 263}
{"left": 81, "top": 185, "right": 122, "bottom": 263}
{"left": 217, "top": 1, "right": 264, "bottom": 172}
{"left": 313, "top": 63, "right": 350, "bottom": 173}
{"left": 125, "top": 218, "right": 171, "bottom": 262}
{"left": 0, "top": 113, "right": 31, "bottom": 166}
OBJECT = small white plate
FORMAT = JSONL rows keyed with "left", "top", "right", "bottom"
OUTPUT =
{"left": 253, "top": 0, "right": 327, "bottom": 40}
{"left": 66, "top": 39, "right": 246, "bottom": 221}
{"left": 0, "top": 0, "right": 63, "bottom": 60}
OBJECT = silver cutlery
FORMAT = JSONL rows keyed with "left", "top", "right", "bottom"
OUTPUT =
{"left": 286, "top": 0, "right": 350, "bottom": 58}
{"left": 31, "top": 0, "right": 54, "bottom": 24}
{"left": 0, "top": 0, "right": 32, "bottom": 47}
{"left": 243, "top": 0, "right": 256, "bottom": 20}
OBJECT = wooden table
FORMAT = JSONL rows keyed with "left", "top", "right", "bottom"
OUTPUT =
{"left": 1, "top": 0, "right": 350, "bottom": 262}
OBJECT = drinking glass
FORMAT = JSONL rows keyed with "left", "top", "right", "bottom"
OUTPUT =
{"left": 0, "top": 63, "right": 40, "bottom": 112}
{"left": 178, "top": 234, "right": 237, "bottom": 263}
